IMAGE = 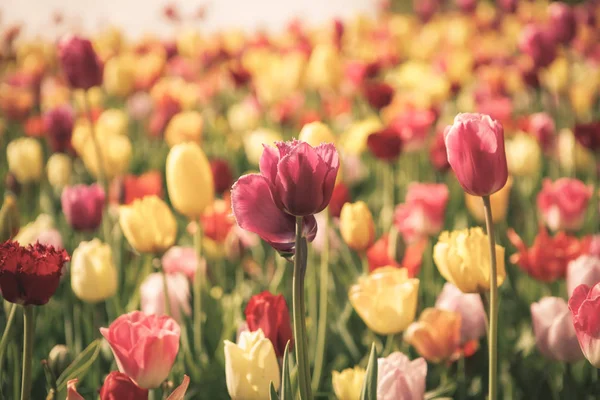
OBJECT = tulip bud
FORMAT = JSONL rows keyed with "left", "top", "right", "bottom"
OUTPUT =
{"left": 140, "top": 272, "right": 191, "bottom": 322}
{"left": 61, "top": 184, "right": 105, "bottom": 232}
{"left": 537, "top": 178, "right": 592, "bottom": 232}
{"left": 43, "top": 105, "right": 74, "bottom": 153}
{"left": 299, "top": 121, "right": 336, "bottom": 147}
{"left": 58, "top": 35, "right": 103, "bottom": 90}
{"left": 48, "top": 345, "right": 72, "bottom": 378}
{"left": 165, "top": 142, "right": 214, "bottom": 219}
{"left": 339, "top": 201, "right": 375, "bottom": 252}
{"left": 164, "top": 111, "right": 204, "bottom": 147}
{"left": 119, "top": 195, "right": 177, "bottom": 254}
{"left": 71, "top": 239, "right": 118, "bottom": 303}
{"left": 506, "top": 133, "right": 542, "bottom": 177}
{"left": 548, "top": 2, "right": 576, "bottom": 45}
{"left": 209, "top": 158, "right": 234, "bottom": 195}
{"left": 465, "top": 177, "right": 513, "bottom": 223}
{"left": 103, "top": 55, "right": 136, "bottom": 98}
{"left": 332, "top": 367, "right": 365, "bottom": 400}
{"left": 46, "top": 153, "right": 72, "bottom": 189}
{"left": 7, "top": 138, "right": 43, "bottom": 184}
{"left": 0, "top": 194, "right": 19, "bottom": 242}
{"left": 518, "top": 24, "right": 557, "bottom": 69}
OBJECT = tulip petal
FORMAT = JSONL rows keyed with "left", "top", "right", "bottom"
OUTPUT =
{"left": 259, "top": 145, "right": 279, "bottom": 186}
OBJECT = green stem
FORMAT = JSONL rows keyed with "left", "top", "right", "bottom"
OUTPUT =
{"left": 193, "top": 222, "right": 204, "bottom": 358}
{"left": 0, "top": 302, "right": 17, "bottom": 369}
{"left": 482, "top": 195, "right": 498, "bottom": 400}
{"left": 20, "top": 306, "right": 34, "bottom": 400}
{"left": 293, "top": 216, "right": 312, "bottom": 399}
{"left": 161, "top": 267, "right": 172, "bottom": 317}
{"left": 383, "top": 334, "right": 396, "bottom": 356}
{"left": 311, "top": 212, "right": 329, "bottom": 391}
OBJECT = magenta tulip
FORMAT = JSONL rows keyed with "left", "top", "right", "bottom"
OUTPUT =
{"left": 548, "top": 2, "right": 576, "bottom": 45}
{"left": 568, "top": 283, "right": 600, "bottom": 367}
{"left": 567, "top": 255, "right": 600, "bottom": 297}
{"left": 61, "top": 184, "right": 105, "bottom": 232}
{"left": 44, "top": 105, "right": 74, "bottom": 153}
{"left": 518, "top": 24, "right": 557, "bottom": 69}
{"left": 58, "top": 35, "right": 103, "bottom": 90}
{"left": 444, "top": 113, "right": 508, "bottom": 196}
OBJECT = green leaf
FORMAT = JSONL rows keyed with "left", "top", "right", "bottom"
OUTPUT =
{"left": 360, "top": 343, "right": 378, "bottom": 400}
{"left": 281, "top": 342, "right": 293, "bottom": 400}
{"left": 269, "top": 382, "right": 279, "bottom": 400}
{"left": 55, "top": 339, "right": 102, "bottom": 392}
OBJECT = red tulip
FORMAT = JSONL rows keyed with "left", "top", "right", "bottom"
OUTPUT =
{"left": 201, "top": 199, "right": 235, "bottom": 243}
{"left": 43, "top": 105, "right": 74, "bottom": 153}
{"left": 112, "top": 172, "right": 163, "bottom": 205}
{"left": 444, "top": 113, "right": 508, "bottom": 196}
{"left": 526, "top": 112, "right": 555, "bottom": 153}
{"left": 414, "top": 0, "right": 440, "bottom": 22}
{"left": 429, "top": 129, "right": 450, "bottom": 172}
{"left": 567, "top": 255, "right": 600, "bottom": 297}
{"left": 518, "top": 24, "right": 557, "bottom": 69}
{"left": 363, "top": 81, "right": 394, "bottom": 111}
{"left": 548, "top": 2, "right": 576, "bottom": 45}
{"left": 367, "top": 234, "right": 426, "bottom": 277}
{"left": 568, "top": 282, "right": 600, "bottom": 367}
{"left": 245, "top": 291, "right": 294, "bottom": 357}
{"left": 394, "top": 183, "right": 449, "bottom": 243}
{"left": 0, "top": 241, "right": 69, "bottom": 305}
{"left": 58, "top": 35, "right": 103, "bottom": 90}
{"left": 537, "top": 178, "right": 592, "bottom": 232}
{"left": 61, "top": 184, "right": 106, "bottom": 232}
{"left": 210, "top": 158, "right": 234, "bottom": 195}
{"left": 99, "top": 371, "right": 149, "bottom": 400}
{"left": 573, "top": 121, "right": 600, "bottom": 153}
{"left": 328, "top": 182, "right": 351, "bottom": 218}
{"left": 367, "top": 126, "right": 403, "bottom": 162}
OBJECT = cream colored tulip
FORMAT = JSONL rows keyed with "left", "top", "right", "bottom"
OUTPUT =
{"left": 7, "top": 138, "right": 43, "bottom": 184}
{"left": 46, "top": 153, "right": 72, "bottom": 189}
{"left": 299, "top": 121, "right": 336, "bottom": 147}
{"left": 506, "top": 133, "right": 541, "bottom": 177}
{"left": 71, "top": 239, "right": 118, "bottom": 303}
{"left": 332, "top": 366, "right": 365, "bottom": 400}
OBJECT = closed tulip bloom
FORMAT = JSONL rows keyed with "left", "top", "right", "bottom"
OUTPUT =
{"left": 165, "top": 111, "right": 203, "bottom": 147}
{"left": 244, "top": 291, "right": 293, "bottom": 358}
{"left": 435, "top": 283, "right": 486, "bottom": 345}
{"left": 119, "top": 196, "right": 177, "bottom": 254}
{"left": 224, "top": 329, "right": 280, "bottom": 400}
{"left": 71, "top": 239, "right": 118, "bottom": 303}
{"left": 377, "top": 352, "right": 427, "bottom": 400}
{"left": 61, "top": 184, "right": 105, "bottom": 232}
{"left": 367, "top": 126, "right": 403, "bottom": 162}
{"left": 332, "top": 366, "right": 365, "bottom": 400}
{"left": 99, "top": 371, "right": 149, "bottom": 400}
{"left": 573, "top": 121, "right": 600, "bottom": 154}
{"left": 103, "top": 55, "right": 136, "bottom": 98}
{"left": 166, "top": 142, "right": 214, "bottom": 219}
{"left": 568, "top": 282, "right": 600, "bottom": 367}
{"left": 548, "top": 2, "right": 576, "bottom": 45}
{"left": 404, "top": 308, "right": 462, "bottom": 363}
{"left": 465, "top": 177, "right": 513, "bottom": 223}
{"left": 526, "top": 112, "right": 555, "bottom": 153}
{"left": 47, "top": 153, "right": 72, "bottom": 189}
{"left": 537, "top": 178, "right": 592, "bottom": 232}
{"left": 567, "top": 255, "right": 600, "bottom": 297}
{"left": 363, "top": 82, "right": 395, "bottom": 111}
{"left": 100, "top": 311, "right": 181, "bottom": 389}
{"left": 7, "top": 138, "right": 43, "bottom": 184}
{"left": 298, "top": 121, "right": 336, "bottom": 147}
{"left": 43, "top": 105, "right": 74, "bottom": 153}
{"left": 531, "top": 297, "right": 583, "bottom": 363}
{"left": 340, "top": 201, "right": 375, "bottom": 252}
{"left": 444, "top": 113, "right": 508, "bottom": 196}
{"left": 58, "top": 35, "right": 103, "bottom": 90}
{"left": 161, "top": 246, "right": 200, "bottom": 280}
{"left": 112, "top": 172, "right": 163, "bottom": 205}
{"left": 518, "top": 24, "right": 557, "bottom": 69}
{"left": 505, "top": 133, "right": 542, "bottom": 177}
{"left": 80, "top": 134, "right": 132, "bottom": 180}
{"left": 140, "top": 272, "right": 191, "bottom": 322}
{"left": 433, "top": 227, "right": 506, "bottom": 293}
{"left": 210, "top": 158, "right": 234, "bottom": 195}
{"left": 349, "top": 267, "right": 419, "bottom": 335}
{"left": 304, "top": 43, "right": 341, "bottom": 91}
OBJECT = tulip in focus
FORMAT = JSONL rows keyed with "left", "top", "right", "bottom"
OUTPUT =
{"left": 339, "top": 201, "right": 375, "bottom": 252}
{"left": 119, "top": 195, "right": 177, "bottom": 254}
{"left": 349, "top": 267, "right": 419, "bottom": 335}
{"left": 433, "top": 227, "right": 506, "bottom": 293}
{"left": 531, "top": 297, "right": 583, "bottom": 363}
{"left": 505, "top": 132, "right": 542, "bottom": 177}
{"left": 377, "top": 352, "right": 427, "bottom": 400}
{"left": 7, "top": 138, "right": 43, "bottom": 184}
{"left": 224, "top": 329, "right": 280, "bottom": 400}
{"left": 140, "top": 272, "right": 191, "bottom": 322}
{"left": 46, "top": 153, "right": 72, "bottom": 189}
{"left": 61, "top": 184, "right": 105, "bottom": 232}
{"left": 444, "top": 113, "right": 508, "bottom": 196}
{"left": 332, "top": 366, "right": 365, "bottom": 400}
{"left": 569, "top": 282, "right": 600, "bottom": 367}
{"left": 465, "top": 177, "right": 513, "bottom": 223}
{"left": 537, "top": 178, "right": 592, "bottom": 232}
{"left": 435, "top": 283, "right": 486, "bottom": 346}
{"left": 165, "top": 110, "right": 204, "bottom": 147}
{"left": 394, "top": 183, "right": 449, "bottom": 243}
{"left": 71, "top": 239, "right": 118, "bottom": 303}
{"left": 405, "top": 308, "right": 462, "bottom": 363}
{"left": 99, "top": 371, "right": 149, "bottom": 400}
{"left": 58, "top": 35, "right": 103, "bottom": 90}
{"left": 100, "top": 311, "right": 181, "bottom": 389}
{"left": 567, "top": 255, "right": 600, "bottom": 298}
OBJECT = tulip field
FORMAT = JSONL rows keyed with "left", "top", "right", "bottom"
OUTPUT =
{"left": 2, "top": 0, "right": 600, "bottom": 399}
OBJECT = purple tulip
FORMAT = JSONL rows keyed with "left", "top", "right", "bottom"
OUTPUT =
{"left": 377, "top": 352, "right": 427, "bottom": 400}
{"left": 531, "top": 297, "right": 584, "bottom": 363}
{"left": 518, "top": 24, "right": 557, "bottom": 69}
{"left": 567, "top": 255, "right": 600, "bottom": 297}
{"left": 61, "top": 184, "right": 105, "bottom": 232}
{"left": 58, "top": 35, "right": 103, "bottom": 90}
{"left": 435, "top": 283, "right": 486, "bottom": 345}
{"left": 44, "top": 105, "right": 74, "bottom": 153}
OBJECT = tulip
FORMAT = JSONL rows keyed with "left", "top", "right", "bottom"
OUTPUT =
{"left": 0, "top": 194, "right": 19, "bottom": 242}
{"left": 526, "top": 112, "right": 555, "bottom": 153}
{"left": 46, "top": 153, "right": 72, "bottom": 189}
{"left": 166, "top": 143, "right": 214, "bottom": 219}
{"left": 7, "top": 138, "right": 43, "bottom": 184}
{"left": 391, "top": 108, "right": 436, "bottom": 152}
{"left": 349, "top": 267, "right": 419, "bottom": 335}
{"left": 0, "top": 241, "right": 69, "bottom": 306}
{"left": 103, "top": 55, "right": 136, "bottom": 98}
{"left": 573, "top": 121, "right": 600, "bottom": 154}
{"left": 43, "top": 105, "right": 74, "bottom": 153}
{"left": 79, "top": 134, "right": 132, "bottom": 180}
{"left": 96, "top": 109, "right": 129, "bottom": 137}
{"left": 71, "top": 239, "right": 117, "bottom": 303}
{"left": 127, "top": 92, "right": 153, "bottom": 121}
{"left": 36, "top": 229, "right": 64, "bottom": 250}
{"left": 366, "top": 235, "right": 427, "bottom": 278}
{"left": 339, "top": 201, "right": 375, "bottom": 252}
{"left": 404, "top": 308, "right": 462, "bottom": 363}
{"left": 164, "top": 110, "right": 203, "bottom": 147}
{"left": 299, "top": 121, "right": 336, "bottom": 147}
{"left": 377, "top": 352, "right": 427, "bottom": 400}
{"left": 433, "top": 227, "right": 506, "bottom": 293}
{"left": 99, "top": 371, "right": 149, "bottom": 400}
{"left": 67, "top": 379, "right": 84, "bottom": 400}
{"left": 531, "top": 297, "right": 583, "bottom": 362}
{"left": 568, "top": 282, "right": 600, "bottom": 367}
{"left": 224, "top": 329, "right": 280, "bottom": 400}
{"left": 112, "top": 172, "right": 163, "bottom": 205}
{"left": 328, "top": 183, "right": 351, "bottom": 218}
{"left": 505, "top": 133, "right": 542, "bottom": 177}
{"left": 366, "top": 126, "right": 403, "bottom": 162}
{"left": 210, "top": 158, "right": 234, "bottom": 195}
{"left": 48, "top": 345, "right": 72, "bottom": 379}
{"left": 227, "top": 99, "right": 261, "bottom": 133}
{"left": 14, "top": 214, "right": 54, "bottom": 245}
{"left": 507, "top": 226, "right": 590, "bottom": 282}
{"left": 161, "top": 246, "right": 201, "bottom": 280}
{"left": 243, "top": 128, "right": 282, "bottom": 166}
{"left": 557, "top": 129, "right": 596, "bottom": 173}
{"left": 518, "top": 24, "right": 557, "bottom": 69}
{"left": 429, "top": 129, "right": 450, "bottom": 172}
{"left": 394, "top": 183, "right": 449, "bottom": 244}
{"left": 567, "top": 255, "right": 600, "bottom": 297}
{"left": 548, "top": 2, "right": 576, "bottom": 45}
{"left": 101, "top": 311, "right": 180, "bottom": 389}
{"left": 140, "top": 272, "right": 191, "bottom": 322}
{"left": 537, "top": 178, "right": 592, "bottom": 232}
{"left": 435, "top": 283, "right": 486, "bottom": 346}
{"left": 465, "top": 177, "right": 513, "bottom": 224}
{"left": 332, "top": 366, "right": 365, "bottom": 400}
{"left": 61, "top": 184, "right": 105, "bottom": 232}
{"left": 414, "top": 0, "right": 440, "bottom": 21}
{"left": 444, "top": 113, "right": 508, "bottom": 196}
{"left": 363, "top": 81, "right": 394, "bottom": 111}
{"left": 304, "top": 43, "right": 341, "bottom": 91}
{"left": 58, "top": 35, "right": 103, "bottom": 90}
{"left": 244, "top": 291, "right": 294, "bottom": 358}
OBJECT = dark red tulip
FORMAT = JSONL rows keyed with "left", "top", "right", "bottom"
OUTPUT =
{"left": 61, "top": 184, "right": 105, "bottom": 232}
{"left": 367, "top": 126, "right": 403, "bottom": 162}
{"left": 44, "top": 105, "right": 74, "bottom": 153}
{"left": 574, "top": 121, "right": 600, "bottom": 153}
{"left": 210, "top": 158, "right": 234, "bottom": 195}
{"left": 548, "top": 2, "right": 576, "bottom": 45}
{"left": 58, "top": 35, "right": 103, "bottom": 90}
{"left": 99, "top": 371, "right": 149, "bottom": 400}
{"left": 245, "top": 291, "right": 294, "bottom": 357}
{"left": 363, "top": 81, "right": 394, "bottom": 111}
{"left": 518, "top": 24, "right": 557, "bottom": 69}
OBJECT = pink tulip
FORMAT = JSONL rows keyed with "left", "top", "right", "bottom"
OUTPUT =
{"left": 548, "top": 2, "right": 576, "bottom": 45}
{"left": 456, "top": 0, "right": 477, "bottom": 13}
{"left": 390, "top": 108, "right": 436, "bottom": 152}
{"left": 161, "top": 246, "right": 201, "bottom": 280}
{"left": 61, "top": 184, "right": 106, "bottom": 232}
{"left": 435, "top": 283, "right": 486, "bottom": 345}
{"left": 394, "top": 183, "right": 448, "bottom": 243}
{"left": 568, "top": 282, "right": 600, "bottom": 367}
{"left": 568, "top": 255, "right": 600, "bottom": 298}
{"left": 537, "top": 178, "right": 592, "bottom": 232}
{"left": 377, "top": 352, "right": 427, "bottom": 400}
{"left": 58, "top": 35, "right": 103, "bottom": 90}
{"left": 66, "top": 379, "right": 84, "bottom": 400}
{"left": 100, "top": 311, "right": 181, "bottom": 389}
{"left": 531, "top": 297, "right": 583, "bottom": 363}
{"left": 518, "top": 24, "right": 557, "bottom": 69}
{"left": 140, "top": 273, "right": 191, "bottom": 322}
{"left": 444, "top": 113, "right": 508, "bottom": 196}
{"left": 526, "top": 112, "right": 555, "bottom": 153}
{"left": 590, "top": 235, "right": 600, "bottom": 258}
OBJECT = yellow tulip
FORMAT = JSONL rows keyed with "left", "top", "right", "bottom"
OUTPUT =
{"left": 7, "top": 138, "right": 43, "bottom": 184}
{"left": 570, "top": 84, "right": 597, "bottom": 119}
{"left": 339, "top": 201, "right": 375, "bottom": 252}
{"left": 71, "top": 239, "right": 118, "bottom": 303}
{"left": 433, "top": 227, "right": 506, "bottom": 293}
{"left": 14, "top": 214, "right": 54, "bottom": 245}
{"left": 96, "top": 109, "right": 129, "bottom": 137}
{"left": 506, "top": 133, "right": 542, "bottom": 177}
{"left": 299, "top": 121, "right": 336, "bottom": 146}
{"left": 465, "top": 177, "right": 513, "bottom": 223}
{"left": 404, "top": 308, "right": 461, "bottom": 363}
{"left": 119, "top": 196, "right": 177, "bottom": 254}
{"left": 165, "top": 111, "right": 204, "bottom": 147}
{"left": 80, "top": 134, "right": 132, "bottom": 180}
{"left": 332, "top": 366, "right": 366, "bottom": 400}
{"left": 243, "top": 128, "right": 282, "bottom": 165}
{"left": 340, "top": 117, "right": 383, "bottom": 156}
{"left": 176, "top": 29, "right": 204, "bottom": 58}
{"left": 557, "top": 129, "right": 595, "bottom": 173}
{"left": 349, "top": 267, "right": 419, "bottom": 335}
{"left": 540, "top": 57, "right": 569, "bottom": 95}
{"left": 166, "top": 143, "right": 214, "bottom": 218}
{"left": 227, "top": 101, "right": 261, "bottom": 133}
{"left": 73, "top": 87, "right": 104, "bottom": 111}
{"left": 103, "top": 54, "right": 136, "bottom": 97}
{"left": 0, "top": 194, "right": 19, "bottom": 242}
{"left": 304, "top": 43, "right": 341, "bottom": 91}
{"left": 46, "top": 153, "right": 72, "bottom": 189}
